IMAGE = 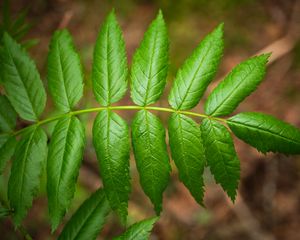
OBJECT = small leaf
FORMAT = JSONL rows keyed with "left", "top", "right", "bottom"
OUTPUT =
{"left": 205, "top": 54, "right": 270, "bottom": 116}
{"left": 131, "top": 110, "right": 171, "bottom": 214}
{"left": 168, "top": 113, "right": 206, "bottom": 204}
{"left": 228, "top": 112, "right": 300, "bottom": 154}
{"left": 58, "top": 189, "right": 110, "bottom": 240}
{"left": 92, "top": 10, "right": 128, "bottom": 106}
{"left": 0, "top": 205, "right": 11, "bottom": 219}
{"left": 168, "top": 24, "right": 224, "bottom": 110}
{"left": 47, "top": 29, "right": 84, "bottom": 112}
{"left": 200, "top": 119, "right": 240, "bottom": 201}
{"left": 0, "top": 33, "right": 46, "bottom": 121}
{"left": 47, "top": 116, "right": 86, "bottom": 231}
{"left": 0, "top": 134, "right": 17, "bottom": 175}
{"left": 130, "top": 10, "right": 169, "bottom": 106}
{"left": 0, "top": 94, "right": 17, "bottom": 133}
{"left": 8, "top": 126, "right": 47, "bottom": 226}
{"left": 113, "top": 217, "right": 159, "bottom": 240}
{"left": 93, "top": 110, "right": 130, "bottom": 223}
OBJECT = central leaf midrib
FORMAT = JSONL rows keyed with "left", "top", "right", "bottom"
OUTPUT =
{"left": 105, "top": 26, "right": 111, "bottom": 106}
{"left": 177, "top": 40, "right": 213, "bottom": 109}
{"left": 54, "top": 117, "right": 72, "bottom": 213}
{"left": 143, "top": 27, "right": 159, "bottom": 106}
{"left": 57, "top": 41, "right": 71, "bottom": 110}
{"left": 143, "top": 111, "right": 157, "bottom": 201}
{"left": 73, "top": 193, "right": 104, "bottom": 239}
{"left": 209, "top": 62, "right": 259, "bottom": 116}
{"left": 176, "top": 115, "right": 193, "bottom": 188}
{"left": 16, "top": 127, "right": 36, "bottom": 212}
{"left": 208, "top": 121, "right": 232, "bottom": 186}
{"left": 229, "top": 119, "right": 300, "bottom": 144}
{"left": 7, "top": 47, "right": 38, "bottom": 120}
{"left": 104, "top": 111, "right": 123, "bottom": 208}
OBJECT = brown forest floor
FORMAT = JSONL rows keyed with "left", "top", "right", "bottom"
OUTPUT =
{"left": 1, "top": 0, "right": 300, "bottom": 239}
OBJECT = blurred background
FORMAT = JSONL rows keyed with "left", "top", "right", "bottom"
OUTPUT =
{"left": 0, "top": 0, "right": 300, "bottom": 239}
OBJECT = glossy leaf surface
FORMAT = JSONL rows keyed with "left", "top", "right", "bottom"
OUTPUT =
{"left": 47, "top": 29, "right": 84, "bottom": 112}
{"left": 228, "top": 112, "right": 300, "bottom": 154}
{"left": 93, "top": 110, "right": 130, "bottom": 223}
{"left": 130, "top": 10, "right": 169, "bottom": 106}
{"left": 131, "top": 110, "right": 171, "bottom": 214}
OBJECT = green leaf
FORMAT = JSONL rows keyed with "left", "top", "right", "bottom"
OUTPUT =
{"left": 130, "top": 10, "right": 169, "bottom": 106}
{"left": 227, "top": 112, "right": 300, "bottom": 154}
{"left": 8, "top": 126, "right": 47, "bottom": 226}
{"left": 47, "top": 116, "right": 86, "bottom": 231}
{"left": 200, "top": 119, "right": 240, "bottom": 201}
{"left": 113, "top": 217, "right": 158, "bottom": 240}
{"left": 93, "top": 110, "right": 130, "bottom": 223}
{"left": 58, "top": 188, "right": 110, "bottom": 240}
{"left": 0, "top": 134, "right": 17, "bottom": 175}
{"left": 0, "top": 33, "right": 46, "bottom": 121}
{"left": 131, "top": 110, "right": 171, "bottom": 214}
{"left": 205, "top": 54, "right": 270, "bottom": 116}
{"left": 168, "top": 24, "right": 224, "bottom": 110}
{"left": 0, "top": 94, "right": 17, "bottom": 133}
{"left": 47, "top": 29, "right": 84, "bottom": 113}
{"left": 168, "top": 113, "right": 206, "bottom": 204}
{"left": 0, "top": 205, "right": 10, "bottom": 219}
{"left": 92, "top": 10, "right": 128, "bottom": 106}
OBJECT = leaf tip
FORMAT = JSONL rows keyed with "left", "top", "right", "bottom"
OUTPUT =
{"left": 153, "top": 201, "right": 162, "bottom": 216}
{"left": 107, "top": 8, "right": 117, "bottom": 22}
{"left": 157, "top": 9, "right": 163, "bottom": 17}
{"left": 215, "top": 22, "right": 224, "bottom": 35}
{"left": 155, "top": 9, "right": 165, "bottom": 23}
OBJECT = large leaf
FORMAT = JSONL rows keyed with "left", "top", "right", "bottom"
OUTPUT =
{"left": 168, "top": 113, "right": 206, "bottom": 204}
{"left": 113, "top": 217, "right": 159, "bottom": 240}
{"left": 200, "top": 119, "right": 240, "bottom": 201}
{"left": 228, "top": 112, "right": 300, "bottom": 154}
{"left": 168, "top": 24, "right": 224, "bottom": 110}
{"left": 130, "top": 10, "right": 169, "bottom": 106}
{"left": 131, "top": 110, "right": 171, "bottom": 214}
{"left": 0, "top": 33, "right": 46, "bottom": 121}
{"left": 205, "top": 54, "right": 270, "bottom": 116}
{"left": 58, "top": 189, "right": 110, "bottom": 240}
{"left": 8, "top": 126, "right": 47, "bottom": 226}
{"left": 92, "top": 10, "right": 128, "bottom": 106}
{"left": 0, "top": 94, "right": 17, "bottom": 133}
{"left": 93, "top": 110, "right": 130, "bottom": 223}
{"left": 47, "top": 29, "right": 84, "bottom": 112}
{"left": 0, "top": 134, "right": 16, "bottom": 174}
{"left": 47, "top": 116, "right": 86, "bottom": 231}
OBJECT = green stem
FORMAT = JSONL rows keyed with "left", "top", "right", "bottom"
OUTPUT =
{"left": 10, "top": 105, "right": 226, "bottom": 137}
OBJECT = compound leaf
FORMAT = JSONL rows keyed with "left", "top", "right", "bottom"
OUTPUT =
{"left": 168, "top": 24, "right": 224, "bottom": 110}
{"left": 131, "top": 110, "right": 171, "bottom": 214}
{"left": 47, "top": 116, "right": 86, "bottom": 231}
{"left": 92, "top": 10, "right": 128, "bottom": 106}
{"left": 8, "top": 126, "right": 47, "bottom": 226}
{"left": 205, "top": 54, "right": 270, "bottom": 116}
{"left": 93, "top": 110, "right": 130, "bottom": 223}
{"left": 0, "top": 94, "right": 17, "bottom": 133}
{"left": 0, "top": 134, "right": 17, "bottom": 175}
{"left": 130, "top": 10, "right": 169, "bottom": 106}
{"left": 0, "top": 33, "right": 46, "bottom": 121}
{"left": 47, "top": 29, "right": 84, "bottom": 112}
{"left": 168, "top": 113, "right": 206, "bottom": 204}
{"left": 200, "top": 119, "right": 240, "bottom": 201}
{"left": 113, "top": 217, "right": 159, "bottom": 240}
{"left": 58, "top": 189, "right": 110, "bottom": 240}
{"left": 228, "top": 112, "right": 300, "bottom": 154}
